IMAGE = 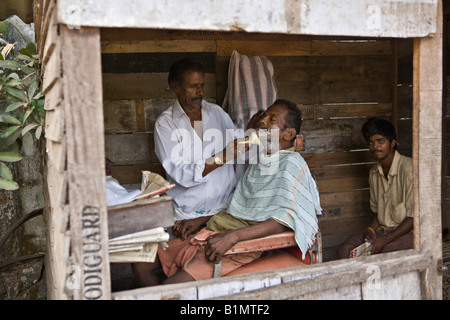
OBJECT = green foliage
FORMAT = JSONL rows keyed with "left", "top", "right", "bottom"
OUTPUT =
{"left": 0, "top": 20, "right": 45, "bottom": 191}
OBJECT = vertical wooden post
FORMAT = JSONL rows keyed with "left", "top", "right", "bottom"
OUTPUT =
{"left": 61, "top": 26, "right": 111, "bottom": 300}
{"left": 412, "top": 0, "right": 443, "bottom": 300}
{"left": 391, "top": 39, "right": 399, "bottom": 133}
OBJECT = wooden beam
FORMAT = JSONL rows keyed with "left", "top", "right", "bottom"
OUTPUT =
{"left": 61, "top": 26, "right": 111, "bottom": 300}
{"left": 216, "top": 40, "right": 392, "bottom": 57}
{"left": 299, "top": 103, "right": 391, "bottom": 120}
{"left": 112, "top": 250, "right": 430, "bottom": 300}
{"left": 56, "top": 0, "right": 437, "bottom": 38}
{"left": 412, "top": 0, "right": 443, "bottom": 300}
{"left": 101, "top": 40, "right": 216, "bottom": 54}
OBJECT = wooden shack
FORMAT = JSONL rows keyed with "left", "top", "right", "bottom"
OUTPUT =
{"left": 33, "top": 0, "right": 444, "bottom": 300}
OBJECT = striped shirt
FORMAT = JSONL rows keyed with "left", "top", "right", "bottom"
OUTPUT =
{"left": 227, "top": 150, "right": 322, "bottom": 258}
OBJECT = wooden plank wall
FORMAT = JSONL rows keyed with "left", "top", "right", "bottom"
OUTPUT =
{"left": 100, "top": 29, "right": 399, "bottom": 261}
{"left": 34, "top": 0, "right": 70, "bottom": 299}
{"left": 443, "top": 13, "right": 450, "bottom": 240}
{"left": 36, "top": 0, "right": 112, "bottom": 300}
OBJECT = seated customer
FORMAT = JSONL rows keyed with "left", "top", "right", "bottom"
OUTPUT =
{"left": 337, "top": 118, "right": 414, "bottom": 259}
{"left": 132, "top": 99, "right": 322, "bottom": 286}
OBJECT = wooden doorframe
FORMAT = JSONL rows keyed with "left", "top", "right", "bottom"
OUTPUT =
{"left": 412, "top": 0, "right": 444, "bottom": 299}
{"left": 61, "top": 26, "right": 111, "bottom": 300}
{"left": 37, "top": 0, "right": 443, "bottom": 299}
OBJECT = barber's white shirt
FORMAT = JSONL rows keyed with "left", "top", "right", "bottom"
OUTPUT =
{"left": 154, "top": 99, "right": 242, "bottom": 220}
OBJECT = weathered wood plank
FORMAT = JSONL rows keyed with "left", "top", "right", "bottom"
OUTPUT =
{"left": 61, "top": 26, "right": 111, "bottom": 300}
{"left": 215, "top": 251, "right": 429, "bottom": 300}
{"left": 57, "top": 0, "right": 437, "bottom": 38}
{"left": 301, "top": 118, "right": 368, "bottom": 153}
{"left": 43, "top": 80, "right": 62, "bottom": 111}
{"left": 104, "top": 133, "right": 152, "bottom": 165}
{"left": 217, "top": 40, "right": 391, "bottom": 57}
{"left": 42, "top": 38, "right": 61, "bottom": 94}
{"left": 361, "top": 271, "right": 422, "bottom": 300}
{"left": 310, "top": 162, "right": 373, "bottom": 181}
{"left": 100, "top": 28, "right": 380, "bottom": 42}
{"left": 101, "top": 52, "right": 216, "bottom": 74}
{"left": 44, "top": 106, "right": 64, "bottom": 143}
{"left": 320, "top": 216, "right": 372, "bottom": 239}
{"left": 320, "top": 202, "right": 371, "bottom": 221}
{"left": 46, "top": 138, "right": 66, "bottom": 173}
{"left": 303, "top": 151, "right": 374, "bottom": 168}
{"left": 38, "top": 0, "right": 55, "bottom": 59}
{"left": 412, "top": 0, "right": 443, "bottom": 300}
{"left": 103, "top": 100, "right": 137, "bottom": 133}
{"left": 107, "top": 196, "right": 174, "bottom": 238}
{"left": 102, "top": 73, "right": 216, "bottom": 100}
{"left": 299, "top": 103, "right": 391, "bottom": 120}
{"left": 101, "top": 40, "right": 216, "bottom": 54}
{"left": 41, "top": 4, "right": 58, "bottom": 66}
{"left": 216, "top": 55, "right": 392, "bottom": 105}
{"left": 111, "top": 250, "right": 429, "bottom": 300}
{"left": 319, "top": 189, "right": 370, "bottom": 208}
{"left": 44, "top": 156, "right": 70, "bottom": 300}
{"left": 316, "top": 176, "right": 368, "bottom": 193}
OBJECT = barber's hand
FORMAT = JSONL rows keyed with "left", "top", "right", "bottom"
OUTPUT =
{"left": 173, "top": 217, "right": 209, "bottom": 240}
{"left": 224, "top": 138, "right": 249, "bottom": 162}
{"left": 204, "top": 232, "right": 240, "bottom": 263}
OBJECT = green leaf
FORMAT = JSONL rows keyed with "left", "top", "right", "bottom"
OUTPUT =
{"left": 0, "top": 125, "right": 20, "bottom": 139}
{"left": 18, "top": 65, "right": 34, "bottom": 75}
{"left": 0, "top": 162, "right": 13, "bottom": 180}
{"left": 0, "top": 177, "right": 19, "bottom": 190}
{"left": 0, "top": 114, "right": 21, "bottom": 125}
{"left": 0, "top": 151, "right": 23, "bottom": 162}
{"left": 25, "top": 43, "right": 37, "bottom": 55}
{"left": 4, "top": 79, "right": 21, "bottom": 87}
{"left": 28, "top": 81, "right": 38, "bottom": 100}
{"left": 22, "top": 123, "right": 39, "bottom": 136}
{"left": 0, "top": 21, "right": 9, "bottom": 36}
{"left": 6, "top": 87, "right": 28, "bottom": 102}
{"left": 0, "top": 60, "right": 21, "bottom": 70}
{"left": 5, "top": 72, "right": 19, "bottom": 80}
{"left": 33, "top": 91, "right": 43, "bottom": 100}
{"left": 22, "top": 106, "right": 35, "bottom": 123}
{"left": 5, "top": 101, "right": 27, "bottom": 112}
{"left": 0, "top": 128, "right": 21, "bottom": 147}
{"left": 22, "top": 132, "right": 34, "bottom": 156}
{"left": 15, "top": 54, "right": 33, "bottom": 61}
{"left": 35, "top": 125, "right": 43, "bottom": 140}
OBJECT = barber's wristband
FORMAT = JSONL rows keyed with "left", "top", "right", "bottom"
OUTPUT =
{"left": 214, "top": 155, "right": 224, "bottom": 167}
{"left": 366, "top": 227, "right": 376, "bottom": 235}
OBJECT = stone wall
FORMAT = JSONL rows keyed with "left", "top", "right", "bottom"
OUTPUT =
{"left": 0, "top": 15, "right": 46, "bottom": 300}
